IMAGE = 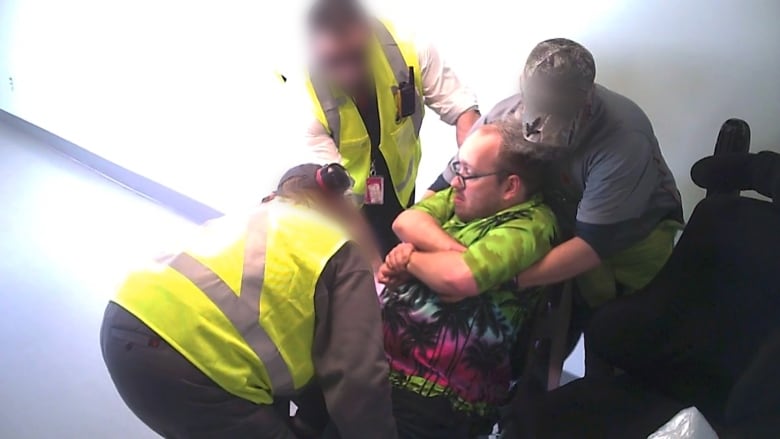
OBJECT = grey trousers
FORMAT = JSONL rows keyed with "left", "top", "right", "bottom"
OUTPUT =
{"left": 100, "top": 302, "right": 297, "bottom": 439}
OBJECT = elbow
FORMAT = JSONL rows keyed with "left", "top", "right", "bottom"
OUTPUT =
{"left": 455, "top": 107, "right": 480, "bottom": 127}
{"left": 441, "top": 266, "right": 480, "bottom": 299}
{"left": 392, "top": 211, "right": 415, "bottom": 239}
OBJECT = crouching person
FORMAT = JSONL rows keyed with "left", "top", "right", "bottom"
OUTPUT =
{"left": 100, "top": 163, "right": 397, "bottom": 439}
{"left": 378, "top": 123, "right": 558, "bottom": 438}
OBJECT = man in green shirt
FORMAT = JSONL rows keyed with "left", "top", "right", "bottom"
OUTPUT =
{"left": 377, "top": 122, "right": 558, "bottom": 438}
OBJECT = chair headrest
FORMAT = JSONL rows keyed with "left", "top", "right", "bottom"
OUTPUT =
{"left": 691, "top": 151, "right": 780, "bottom": 206}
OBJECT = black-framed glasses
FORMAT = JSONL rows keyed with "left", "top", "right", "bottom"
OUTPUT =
{"left": 449, "top": 160, "right": 503, "bottom": 188}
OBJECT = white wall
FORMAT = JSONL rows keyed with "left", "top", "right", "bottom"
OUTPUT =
{"left": 0, "top": 0, "right": 312, "bottom": 213}
{"left": 2, "top": 0, "right": 779, "bottom": 215}
{"left": 0, "top": 121, "right": 194, "bottom": 438}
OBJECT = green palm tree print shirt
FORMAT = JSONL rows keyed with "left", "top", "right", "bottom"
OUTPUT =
{"left": 381, "top": 188, "right": 558, "bottom": 415}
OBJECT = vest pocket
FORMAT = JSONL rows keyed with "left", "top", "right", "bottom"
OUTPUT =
{"left": 337, "top": 135, "right": 371, "bottom": 193}
{"left": 390, "top": 120, "right": 417, "bottom": 155}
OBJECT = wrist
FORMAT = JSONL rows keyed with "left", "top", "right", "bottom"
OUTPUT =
{"left": 405, "top": 250, "right": 417, "bottom": 272}
{"left": 516, "top": 270, "right": 535, "bottom": 289}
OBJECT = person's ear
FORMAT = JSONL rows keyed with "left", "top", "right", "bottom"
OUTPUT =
{"left": 504, "top": 174, "right": 524, "bottom": 200}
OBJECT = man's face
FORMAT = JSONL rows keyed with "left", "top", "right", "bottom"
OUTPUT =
{"left": 310, "top": 22, "right": 372, "bottom": 93}
{"left": 450, "top": 130, "right": 506, "bottom": 222}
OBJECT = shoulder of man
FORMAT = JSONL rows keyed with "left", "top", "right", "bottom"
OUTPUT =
{"left": 371, "top": 15, "right": 419, "bottom": 45}
{"left": 460, "top": 93, "right": 522, "bottom": 138}
{"left": 532, "top": 201, "right": 560, "bottom": 239}
{"left": 591, "top": 84, "right": 657, "bottom": 143}
{"left": 483, "top": 200, "right": 557, "bottom": 250}
{"left": 485, "top": 93, "right": 523, "bottom": 124}
{"left": 463, "top": 202, "right": 555, "bottom": 279}
{"left": 411, "top": 187, "right": 455, "bottom": 218}
{"left": 570, "top": 87, "right": 656, "bottom": 170}
{"left": 502, "top": 198, "right": 557, "bottom": 227}
{"left": 378, "top": 16, "right": 439, "bottom": 73}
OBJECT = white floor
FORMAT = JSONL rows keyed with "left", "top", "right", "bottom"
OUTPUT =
{"left": 564, "top": 336, "right": 586, "bottom": 378}
{"left": 0, "top": 122, "right": 195, "bottom": 439}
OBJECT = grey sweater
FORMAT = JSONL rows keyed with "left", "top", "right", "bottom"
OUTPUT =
{"left": 307, "top": 242, "right": 398, "bottom": 439}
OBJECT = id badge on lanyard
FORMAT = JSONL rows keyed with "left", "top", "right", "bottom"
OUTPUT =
{"left": 364, "top": 161, "right": 385, "bottom": 205}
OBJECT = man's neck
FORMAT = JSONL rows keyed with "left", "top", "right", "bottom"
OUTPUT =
{"left": 465, "top": 196, "right": 532, "bottom": 224}
{"left": 498, "top": 195, "right": 531, "bottom": 213}
{"left": 347, "top": 80, "right": 375, "bottom": 106}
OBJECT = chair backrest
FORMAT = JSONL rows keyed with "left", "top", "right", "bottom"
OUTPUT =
{"left": 709, "top": 118, "right": 751, "bottom": 197}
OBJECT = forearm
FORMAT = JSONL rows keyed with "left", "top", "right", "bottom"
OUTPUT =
{"left": 407, "top": 250, "right": 478, "bottom": 298}
{"left": 516, "top": 237, "right": 601, "bottom": 287}
{"left": 455, "top": 108, "right": 481, "bottom": 146}
{"left": 393, "top": 210, "right": 464, "bottom": 252}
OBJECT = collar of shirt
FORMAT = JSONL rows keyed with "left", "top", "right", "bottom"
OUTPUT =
{"left": 445, "top": 193, "right": 545, "bottom": 230}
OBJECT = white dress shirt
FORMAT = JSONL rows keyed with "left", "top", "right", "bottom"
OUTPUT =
{"left": 295, "top": 34, "right": 478, "bottom": 164}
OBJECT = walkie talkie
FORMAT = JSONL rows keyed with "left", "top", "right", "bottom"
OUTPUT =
{"left": 395, "top": 66, "right": 417, "bottom": 121}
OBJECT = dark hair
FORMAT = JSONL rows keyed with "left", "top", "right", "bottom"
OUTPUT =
{"left": 490, "top": 121, "right": 554, "bottom": 196}
{"left": 307, "top": 0, "right": 367, "bottom": 32}
{"left": 277, "top": 176, "right": 320, "bottom": 204}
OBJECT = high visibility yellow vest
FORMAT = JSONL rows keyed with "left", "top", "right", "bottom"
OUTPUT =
{"left": 113, "top": 201, "right": 347, "bottom": 404}
{"left": 306, "top": 19, "right": 424, "bottom": 207}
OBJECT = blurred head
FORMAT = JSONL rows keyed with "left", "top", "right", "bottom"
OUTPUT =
{"left": 516, "top": 38, "right": 596, "bottom": 154}
{"left": 450, "top": 122, "right": 548, "bottom": 222}
{"left": 307, "top": 0, "right": 372, "bottom": 94}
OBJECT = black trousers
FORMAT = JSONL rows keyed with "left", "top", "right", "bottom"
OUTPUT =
{"left": 391, "top": 387, "right": 495, "bottom": 439}
{"left": 566, "top": 288, "right": 625, "bottom": 378}
{"left": 100, "top": 303, "right": 298, "bottom": 439}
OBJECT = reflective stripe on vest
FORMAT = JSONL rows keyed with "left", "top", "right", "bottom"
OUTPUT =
{"left": 372, "top": 20, "right": 423, "bottom": 136}
{"left": 165, "top": 211, "right": 296, "bottom": 396}
{"left": 311, "top": 74, "right": 344, "bottom": 149}
{"left": 394, "top": 157, "right": 416, "bottom": 201}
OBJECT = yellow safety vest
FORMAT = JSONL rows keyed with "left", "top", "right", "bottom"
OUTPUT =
{"left": 306, "top": 19, "right": 424, "bottom": 207}
{"left": 113, "top": 201, "right": 347, "bottom": 404}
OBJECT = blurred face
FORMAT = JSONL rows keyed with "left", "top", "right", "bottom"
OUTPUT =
{"left": 310, "top": 21, "right": 372, "bottom": 93}
{"left": 317, "top": 193, "right": 378, "bottom": 252}
{"left": 450, "top": 130, "right": 511, "bottom": 222}
{"left": 516, "top": 74, "right": 594, "bottom": 153}
{"left": 320, "top": 194, "right": 359, "bottom": 224}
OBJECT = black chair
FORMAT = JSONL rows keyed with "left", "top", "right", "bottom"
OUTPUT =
{"left": 518, "top": 280, "right": 574, "bottom": 394}
{"left": 503, "top": 145, "right": 780, "bottom": 438}
{"left": 480, "top": 281, "right": 573, "bottom": 439}
{"left": 709, "top": 118, "right": 751, "bottom": 197}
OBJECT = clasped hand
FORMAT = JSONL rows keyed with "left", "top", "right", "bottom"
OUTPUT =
{"left": 377, "top": 243, "right": 415, "bottom": 289}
